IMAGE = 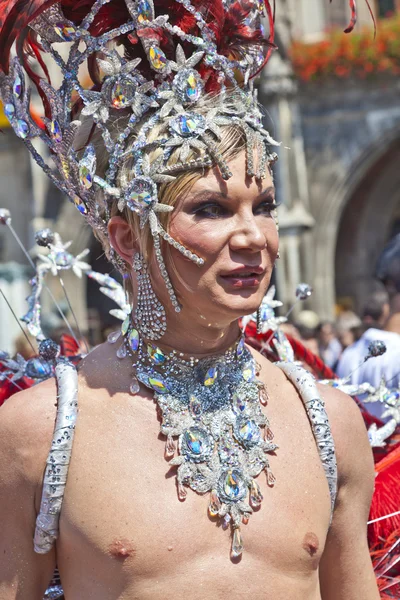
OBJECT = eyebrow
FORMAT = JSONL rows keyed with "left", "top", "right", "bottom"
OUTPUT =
{"left": 190, "top": 186, "right": 275, "bottom": 201}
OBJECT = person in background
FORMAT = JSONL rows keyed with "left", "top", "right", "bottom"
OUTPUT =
{"left": 336, "top": 248, "right": 400, "bottom": 419}
{"left": 317, "top": 322, "right": 343, "bottom": 371}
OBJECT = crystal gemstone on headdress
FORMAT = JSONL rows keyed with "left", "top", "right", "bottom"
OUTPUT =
{"left": 79, "top": 146, "right": 97, "bottom": 190}
{"left": 111, "top": 79, "right": 136, "bottom": 109}
{"left": 128, "top": 328, "right": 139, "bottom": 352}
{"left": 231, "top": 527, "right": 244, "bottom": 558}
{"left": 13, "top": 74, "right": 22, "bottom": 99}
{"left": 49, "top": 120, "right": 62, "bottom": 143}
{"left": 236, "top": 418, "right": 261, "bottom": 446}
{"left": 174, "top": 69, "right": 202, "bottom": 104}
{"left": 73, "top": 195, "right": 88, "bottom": 215}
{"left": 219, "top": 468, "right": 247, "bottom": 502}
{"left": 137, "top": 0, "right": 152, "bottom": 23}
{"left": 170, "top": 113, "right": 206, "bottom": 138}
{"left": 149, "top": 46, "right": 167, "bottom": 71}
{"left": 4, "top": 103, "right": 15, "bottom": 121}
{"left": 147, "top": 345, "right": 166, "bottom": 365}
{"left": 54, "top": 24, "right": 76, "bottom": 41}
{"left": 126, "top": 178, "right": 155, "bottom": 213}
{"left": 15, "top": 119, "right": 29, "bottom": 139}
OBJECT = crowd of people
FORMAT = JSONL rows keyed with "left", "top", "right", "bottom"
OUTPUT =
{"left": 281, "top": 234, "right": 400, "bottom": 420}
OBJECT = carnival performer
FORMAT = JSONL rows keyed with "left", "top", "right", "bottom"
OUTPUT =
{"left": 0, "top": 0, "right": 381, "bottom": 598}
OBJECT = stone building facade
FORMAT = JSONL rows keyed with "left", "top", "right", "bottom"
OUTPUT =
{"left": 262, "top": 0, "right": 400, "bottom": 318}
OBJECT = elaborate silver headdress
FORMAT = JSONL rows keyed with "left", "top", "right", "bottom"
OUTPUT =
{"left": 0, "top": 0, "right": 278, "bottom": 321}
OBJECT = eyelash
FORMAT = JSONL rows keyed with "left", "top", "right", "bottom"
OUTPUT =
{"left": 193, "top": 200, "right": 279, "bottom": 219}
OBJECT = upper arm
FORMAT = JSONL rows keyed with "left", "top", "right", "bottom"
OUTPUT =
{"left": 318, "top": 385, "right": 380, "bottom": 600}
{"left": 0, "top": 384, "right": 57, "bottom": 599}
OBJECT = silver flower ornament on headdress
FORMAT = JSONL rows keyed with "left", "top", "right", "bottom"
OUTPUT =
{"left": 0, "top": 0, "right": 278, "bottom": 318}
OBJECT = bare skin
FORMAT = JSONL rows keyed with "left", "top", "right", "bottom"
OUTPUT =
{"left": 0, "top": 154, "right": 379, "bottom": 599}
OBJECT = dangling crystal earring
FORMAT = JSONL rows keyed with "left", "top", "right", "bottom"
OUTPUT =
{"left": 133, "top": 253, "right": 167, "bottom": 341}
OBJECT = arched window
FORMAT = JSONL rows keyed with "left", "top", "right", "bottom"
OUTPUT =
{"left": 377, "top": 0, "right": 396, "bottom": 17}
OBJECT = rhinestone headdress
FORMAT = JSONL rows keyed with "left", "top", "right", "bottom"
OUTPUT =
{"left": 0, "top": 0, "right": 278, "bottom": 269}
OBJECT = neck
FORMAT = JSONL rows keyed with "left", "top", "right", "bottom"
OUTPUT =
{"left": 151, "top": 316, "right": 241, "bottom": 358}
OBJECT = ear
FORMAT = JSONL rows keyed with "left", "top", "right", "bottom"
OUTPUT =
{"left": 108, "top": 216, "right": 138, "bottom": 266}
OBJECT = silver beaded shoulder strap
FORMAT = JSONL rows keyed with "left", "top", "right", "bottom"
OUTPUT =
{"left": 277, "top": 362, "right": 338, "bottom": 520}
{"left": 34, "top": 360, "right": 78, "bottom": 554}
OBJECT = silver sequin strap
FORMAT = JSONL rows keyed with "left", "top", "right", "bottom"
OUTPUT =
{"left": 277, "top": 362, "right": 338, "bottom": 519}
{"left": 34, "top": 361, "right": 78, "bottom": 554}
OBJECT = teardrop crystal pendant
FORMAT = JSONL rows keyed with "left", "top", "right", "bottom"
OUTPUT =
{"left": 178, "top": 483, "right": 187, "bottom": 500}
{"left": 231, "top": 527, "right": 244, "bottom": 558}
{"left": 266, "top": 468, "right": 276, "bottom": 487}
{"left": 249, "top": 479, "right": 263, "bottom": 508}
{"left": 222, "top": 514, "right": 231, "bottom": 530}
{"left": 130, "top": 377, "right": 140, "bottom": 395}
{"left": 264, "top": 426, "right": 274, "bottom": 441}
{"left": 117, "top": 344, "right": 127, "bottom": 359}
{"left": 208, "top": 490, "right": 221, "bottom": 518}
{"left": 259, "top": 386, "right": 269, "bottom": 406}
{"left": 165, "top": 435, "right": 176, "bottom": 459}
{"left": 108, "top": 330, "right": 121, "bottom": 344}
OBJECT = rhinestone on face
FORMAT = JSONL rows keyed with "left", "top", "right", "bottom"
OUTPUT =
{"left": 49, "top": 120, "right": 62, "bottom": 143}
{"left": 4, "top": 103, "right": 15, "bottom": 121}
{"left": 13, "top": 74, "right": 22, "bottom": 99}
{"left": 149, "top": 46, "right": 167, "bottom": 71}
{"left": 15, "top": 119, "right": 29, "bottom": 139}
{"left": 54, "top": 24, "right": 76, "bottom": 41}
{"left": 208, "top": 489, "right": 221, "bottom": 517}
{"left": 111, "top": 79, "right": 135, "bottom": 109}
{"left": 128, "top": 328, "right": 139, "bottom": 352}
{"left": 137, "top": 0, "right": 152, "bottom": 23}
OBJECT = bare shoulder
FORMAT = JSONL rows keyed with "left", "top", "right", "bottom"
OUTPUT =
{"left": 0, "top": 378, "right": 58, "bottom": 489}
{"left": 317, "top": 383, "right": 374, "bottom": 491}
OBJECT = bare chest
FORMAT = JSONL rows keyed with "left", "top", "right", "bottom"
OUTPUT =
{"left": 56, "top": 389, "right": 331, "bottom": 599}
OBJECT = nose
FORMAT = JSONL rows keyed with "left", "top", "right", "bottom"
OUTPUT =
{"left": 229, "top": 211, "right": 267, "bottom": 253}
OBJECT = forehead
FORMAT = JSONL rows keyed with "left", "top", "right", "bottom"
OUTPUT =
{"left": 187, "top": 152, "right": 274, "bottom": 199}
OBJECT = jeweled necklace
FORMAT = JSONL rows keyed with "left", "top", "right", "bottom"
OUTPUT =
{"left": 108, "top": 317, "right": 278, "bottom": 558}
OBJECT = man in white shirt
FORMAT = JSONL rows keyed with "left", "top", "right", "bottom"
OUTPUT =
{"left": 337, "top": 237, "right": 400, "bottom": 419}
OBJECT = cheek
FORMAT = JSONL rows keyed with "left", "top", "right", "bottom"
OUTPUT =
{"left": 169, "top": 215, "right": 230, "bottom": 259}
